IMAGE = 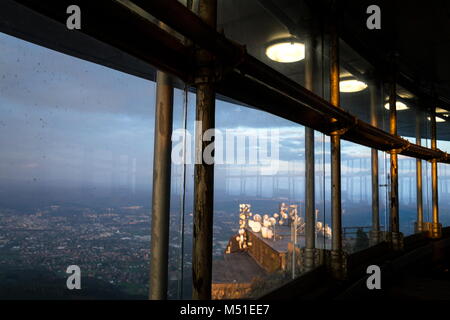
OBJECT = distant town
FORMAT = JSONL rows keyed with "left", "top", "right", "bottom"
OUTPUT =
{"left": 0, "top": 201, "right": 241, "bottom": 299}
{"left": 0, "top": 182, "right": 426, "bottom": 300}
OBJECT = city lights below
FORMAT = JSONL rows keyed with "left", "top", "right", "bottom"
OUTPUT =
{"left": 265, "top": 41, "right": 305, "bottom": 63}
{"left": 339, "top": 79, "right": 368, "bottom": 92}
{"left": 384, "top": 101, "right": 409, "bottom": 111}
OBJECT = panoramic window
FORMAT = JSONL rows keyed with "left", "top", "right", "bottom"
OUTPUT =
{"left": 2, "top": 0, "right": 450, "bottom": 304}
{"left": 0, "top": 32, "right": 156, "bottom": 299}
{"left": 212, "top": 100, "right": 307, "bottom": 299}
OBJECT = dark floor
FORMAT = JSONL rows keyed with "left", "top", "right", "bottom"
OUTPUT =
{"left": 212, "top": 252, "right": 267, "bottom": 284}
{"left": 335, "top": 252, "right": 450, "bottom": 300}
{"left": 387, "top": 262, "right": 450, "bottom": 300}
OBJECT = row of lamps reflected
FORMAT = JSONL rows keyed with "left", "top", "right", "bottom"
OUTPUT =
{"left": 265, "top": 38, "right": 447, "bottom": 122}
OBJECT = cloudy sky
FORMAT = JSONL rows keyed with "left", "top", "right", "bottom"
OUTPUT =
{"left": 0, "top": 30, "right": 442, "bottom": 211}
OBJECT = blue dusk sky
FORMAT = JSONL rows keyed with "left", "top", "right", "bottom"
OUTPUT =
{"left": 0, "top": 31, "right": 446, "bottom": 207}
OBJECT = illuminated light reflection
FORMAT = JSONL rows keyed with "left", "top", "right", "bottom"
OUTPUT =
{"left": 339, "top": 79, "right": 368, "bottom": 92}
{"left": 436, "top": 107, "right": 448, "bottom": 114}
{"left": 427, "top": 116, "right": 446, "bottom": 123}
{"left": 265, "top": 41, "right": 305, "bottom": 63}
{"left": 384, "top": 101, "right": 409, "bottom": 111}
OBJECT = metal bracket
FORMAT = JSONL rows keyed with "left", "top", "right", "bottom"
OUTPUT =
{"left": 214, "top": 42, "right": 247, "bottom": 83}
{"left": 434, "top": 156, "right": 448, "bottom": 163}
{"left": 429, "top": 149, "right": 449, "bottom": 163}
{"left": 193, "top": 74, "right": 215, "bottom": 85}
{"left": 388, "top": 141, "right": 411, "bottom": 154}
{"left": 191, "top": 43, "right": 247, "bottom": 86}
{"left": 329, "top": 117, "right": 358, "bottom": 136}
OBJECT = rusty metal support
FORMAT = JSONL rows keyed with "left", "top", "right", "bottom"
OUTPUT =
{"left": 388, "top": 67, "right": 402, "bottom": 250}
{"left": 329, "top": 1, "right": 344, "bottom": 279}
{"left": 415, "top": 109, "right": 424, "bottom": 233}
{"left": 149, "top": 70, "right": 174, "bottom": 300}
{"left": 304, "top": 22, "right": 317, "bottom": 272}
{"left": 369, "top": 82, "right": 381, "bottom": 245}
{"left": 430, "top": 107, "right": 442, "bottom": 238}
{"left": 192, "top": 0, "right": 217, "bottom": 300}
{"left": 330, "top": 134, "right": 343, "bottom": 277}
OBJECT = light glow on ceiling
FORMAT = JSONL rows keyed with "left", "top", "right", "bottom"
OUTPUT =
{"left": 266, "top": 41, "right": 305, "bottom": 63}
{"left": 339, "top": 79, "right": 368, "bottom": 93}
{"left": 384, "top": 101, "right": 409, "bottom": 111}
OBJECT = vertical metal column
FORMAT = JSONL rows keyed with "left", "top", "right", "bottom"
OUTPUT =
{"left": 192, "top": 0, "right": 217, "bottom": 300}
{"left": 388, "top": 68, "right": 401, "bottom": 250}
{"left": 329, "top": 0, "right": 344, "bottom": 279}
{"left": 430, "top": 107, "right": 441, "bottom": 238}
{"left": 149, "top": 70, "right": 174, "bottom": 300}
{"left": 415, "top": 109, "right": 424, "bottom": 233}
{"left": 369, "top": 81, "right": 380, "bottom": 244}
{"left": 304, "top": 21, "right": 316, "bottom": 272}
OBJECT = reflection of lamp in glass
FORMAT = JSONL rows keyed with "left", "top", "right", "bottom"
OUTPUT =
{"left": 397, "top": 89, "right": 415, "bottom": 99}
{"left": 339, "top": 78, "right": 368, "bottom": 93}
{"left": 427, "top": 116, "right": 446, "bottom": 123}
{"left": 436, "top": 107, "right": 448, "bottom": 114}
{"left": 384, "top": 101, "right": 409, "bottom": 111}
{"left": 265, "top": 38, "right": 305, "bottom": 63}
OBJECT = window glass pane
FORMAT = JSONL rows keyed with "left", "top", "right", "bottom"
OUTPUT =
{"left": 437, "top": 110, "right": 450, "bottom": 152}
{"left": 398, "top": 155, "right": 417, "bottom": 236}
{"left": 0, "top": 32, "right": 155, "bottom": 299}
{"left": 212, "top": 100, "right": 306, "bottom": 299}
{"left": 341, "top": 141, "right": 372, "bottom": 253}
{"left": 438, "top": 163, "right": 450, "bottom": 228}
{"left": 389, "top": 85, "right": 416, "bottom": 144}
{"left": 314, "top": 132, "right": 331, "bottom": 251}
{"left": 423, "top": 157, "right": 433, "bottom": 226}
{"left": 168, "top": 89, "right": 195, "bottom": 299}
{"left": 379, "top": 151, "right": 390, "bottom": 237}
{"left": 339, "top": 40, "right": 376, "bottom": 125}
{"left": 218, "top": 0, "right": 319, "bottom": 87}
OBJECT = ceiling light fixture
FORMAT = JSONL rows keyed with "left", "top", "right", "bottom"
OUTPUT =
{"left": 339, "top": 79, "right": 368, "bottom": 93}
{"left": 265, "top": 38, "right": 305, "bottom": 63}
{"left": 384, "top": 101, "right": 409, "bottom": 111}
{"left": 436, "top": 107, "right": 448, "bottom": 114}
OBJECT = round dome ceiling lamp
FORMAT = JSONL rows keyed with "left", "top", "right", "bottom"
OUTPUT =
{"left": 339, "top": 76, "right": 368, "bottom": 93}
{"left": 384, "top": 101, "right": 409, "bottom": 111}
{"left": 265, "top": 38, "right": 305, "bottom": 63}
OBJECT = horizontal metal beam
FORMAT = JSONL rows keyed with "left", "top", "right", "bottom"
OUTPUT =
{"left": 0, "top": 0, "right": 157, "bottom": 82}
